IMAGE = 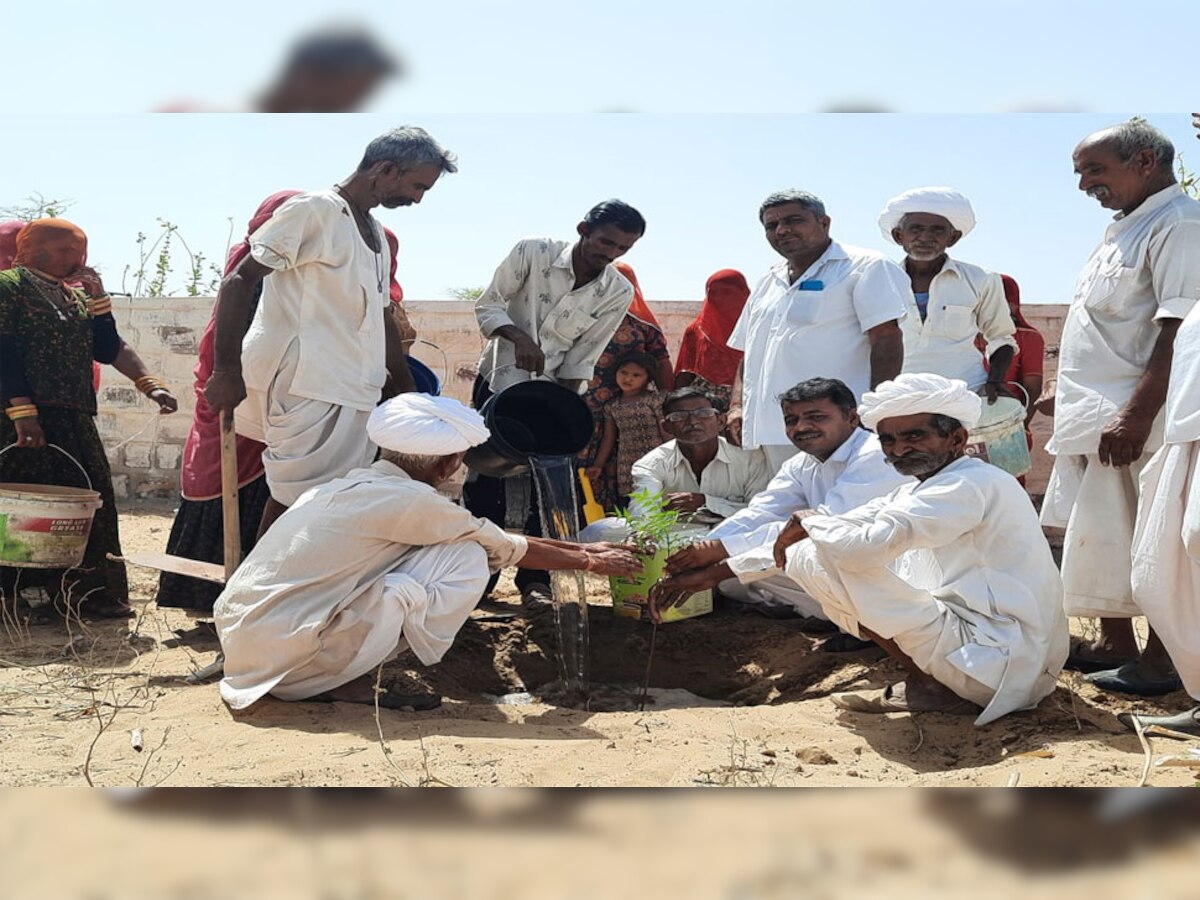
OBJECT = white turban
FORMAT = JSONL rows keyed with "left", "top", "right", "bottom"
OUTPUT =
{"left": 367, "top": 394, "right": 491, "bottom": 455}
{"left": 859, "top": 373, "right": 982, "bottom": 431}
{"left": 878, "top": 187, "right": 976, "bottom": 245}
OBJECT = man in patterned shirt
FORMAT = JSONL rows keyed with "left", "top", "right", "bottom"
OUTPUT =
{"left": 466, "top": 200, "right": 646, "bottom": 607}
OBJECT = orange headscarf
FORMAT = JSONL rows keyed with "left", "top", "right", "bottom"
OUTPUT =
{"left": 613, "top": 261, "right": 661, "bottom": 330}
{"left": 13, "top": 218, "right": 88, "bottom": 280}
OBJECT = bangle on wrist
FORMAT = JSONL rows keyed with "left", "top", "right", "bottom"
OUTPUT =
{"left": 134, "top": 376, "right": 168, "bottom": 397}
{"left": 6, "top": 404, "right": 38, "bottom": 421}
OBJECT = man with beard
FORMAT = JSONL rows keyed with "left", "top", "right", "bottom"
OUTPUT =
{"left": 578, "top": 387, "right": 770, "bottom": 541}
{"left": 654, "top": 378, "right": 910, "bottom": 633}
{"left": 660, "top": 374, "right": 1067, "bottom": 723}
{"left": 205, "top": 126, "right": 456, "bottom": 537}
{"left": 877, "top": 187, "right": 1017, "bottom": 399}
{"left": 1041, "top": 119, "right": 1199, "bottom": 695}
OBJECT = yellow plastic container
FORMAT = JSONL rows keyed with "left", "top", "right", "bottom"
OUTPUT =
{"left": 610, "top": 546, "right": 713, "bottom": 623}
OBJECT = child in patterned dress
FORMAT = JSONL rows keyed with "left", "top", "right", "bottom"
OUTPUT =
{"left": 587, "top": 353, "right": 669, "bottom": 505}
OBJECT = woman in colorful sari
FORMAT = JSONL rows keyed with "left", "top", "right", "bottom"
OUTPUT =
{"left": 580, "top": 261, "right": 673, "bottom": 510}
{"left": 0, "top": 220, "right": 142, "bottom": 618}
{"left": 673, "top": 268, "right": 751, "bottom": 412}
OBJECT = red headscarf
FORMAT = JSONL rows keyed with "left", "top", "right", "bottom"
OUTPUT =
{"left": 1000, "top": 273, "right": 1034, "bottom": 330}
{"left": 674, "top": 268, "right": 750, "bottom": 387}
{"left": 182, "top": 190, "right": 300, "bottom": 500}
{"left": 384, "top": 227, "right": 403, "bottom": 303}
{"left": 613, "top": 261, "right": 661, "bottom": 330}
{"left": 223, "top": 190, "right": 301, "bottom": 277}
{"left": 0, "top": 220, "right": 23, "bottom": 269}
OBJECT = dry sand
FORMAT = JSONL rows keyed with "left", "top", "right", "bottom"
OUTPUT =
{"left": 0, "top": 500, "right": 1196, "bottom": 788}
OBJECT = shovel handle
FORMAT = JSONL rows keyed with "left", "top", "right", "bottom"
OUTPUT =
{"left": 219, "top": 410, "right": 241, "bottom": 581}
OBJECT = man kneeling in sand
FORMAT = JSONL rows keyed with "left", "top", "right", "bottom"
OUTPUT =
{"left": 215, "top": 394, "right": 639, "bottom": 712}
{"left": 653, "top": 374, "right": 1068, "bottom": 724}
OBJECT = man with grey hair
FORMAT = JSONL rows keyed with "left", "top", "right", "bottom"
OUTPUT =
{"left": 727, "top": 189, "right": 909, "bottom": 473}
{"left": 206, "top": 126, "right": 457, "bottom": 537}
{"left": 1042, "top": 119, "right": 1200, "bottom": 695}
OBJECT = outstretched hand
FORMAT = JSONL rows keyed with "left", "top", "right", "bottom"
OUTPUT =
{"left": 665, "top": 539, "right": 726, "bottom": 575}
{"left": 583, "top": 543, "right": 642, "bottom": 577}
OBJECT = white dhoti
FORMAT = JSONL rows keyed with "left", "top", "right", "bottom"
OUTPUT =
{"left": 785, "top": 540, "right": 1053, "bottom": 725}
{"left": 1041, "top": 452, "right": 1152, "bottom": 618}
{"left": 219, "top": 541, "right": 489, "bottom": 709}
{"left": 1133, "top": 442, "right": 1200, "bottom": 701}
{"left": 722, "top": 539, "right": 828, "bottom": 619}
{"left": 236, "top": 342, "right": 376, "bottom": 506}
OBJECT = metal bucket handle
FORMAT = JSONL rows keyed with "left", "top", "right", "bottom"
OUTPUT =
{"left": 978, "top": 382, "right": 1031, "bottom": 407}
{"left": 0, "top": 442, "right": 94, "bottom": 491}
{"left": 488, "top": 362, "right": 556, "bottom": 384}
{"left": 412, "top": 338, "right": 450, "bottom": 386}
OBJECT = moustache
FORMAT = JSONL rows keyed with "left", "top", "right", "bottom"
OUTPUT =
{"left": 886, "top": 450, "right": 946, "bottom": 475}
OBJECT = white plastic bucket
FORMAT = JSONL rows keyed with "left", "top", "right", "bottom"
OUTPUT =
{"left": 0, "top": 444, "right": 102, "bottom": 569}
{"left": 965, "top": 395, "right": 1031, "bottom": 478}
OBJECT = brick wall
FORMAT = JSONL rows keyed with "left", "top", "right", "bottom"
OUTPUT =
{"left": 98, "top": 298, "right": 1069, "bottom": 500}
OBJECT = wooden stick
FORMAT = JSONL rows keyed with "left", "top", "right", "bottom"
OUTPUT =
{"left": 219, "top": 410, "right": 241, "bottom": 581}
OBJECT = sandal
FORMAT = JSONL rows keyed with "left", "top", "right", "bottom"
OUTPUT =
{"left": 1063, "top": 637, "right": 1134, "bottom": 674}
{"left": 816, "top": 632, "right": 877, "bottom": 653}
{"left": 1084, "top": 662, "right": 1182, "bottom": 697}
{"left": 831, "top": 682, "right": 979, "bottom": 715}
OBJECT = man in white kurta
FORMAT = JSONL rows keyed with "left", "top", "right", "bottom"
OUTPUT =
{"left": 1122, "top": 301, "right": 1200, "bottom": 734}
{"left": 660, "top": 378, "right": 911, "bottom": 622}
{"left": 216, "top": 394, "right": 638, "bottom": 710}
{"left": 773, "top": 375, "right": 1067, "bottom": 724}
{"left": 878, "top": 187, "right": 1017, "bottom": 395}
{"left": 1040, "top": 122, "right": 1200, "bottom": 693}
{"left": 465, "top": 200, "right": 645, "bottom": 603}
{"left": 728, "top": 190, "right": 909, "bottom": 473}
{"left": 205, "top": 126, "right": 458, "bottom": 533}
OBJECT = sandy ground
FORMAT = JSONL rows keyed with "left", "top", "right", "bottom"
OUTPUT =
{"left": 0, "top": 500, "right": 1197, "bottom": 788}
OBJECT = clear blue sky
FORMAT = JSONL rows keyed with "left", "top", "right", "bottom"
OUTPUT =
{"left": 6, "top": 1, "right": 1199, "bottom": 114}
{"left": 3, "top": 113, "right": 1196, "bottom": 304}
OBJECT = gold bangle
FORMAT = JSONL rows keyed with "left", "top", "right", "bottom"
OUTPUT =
{"left": 7, "top": 408, "right": 38, "bottom": 421}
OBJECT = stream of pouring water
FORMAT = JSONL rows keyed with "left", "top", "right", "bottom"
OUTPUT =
{"left": 529, "top": 454, "right": 590, "bottom": 698}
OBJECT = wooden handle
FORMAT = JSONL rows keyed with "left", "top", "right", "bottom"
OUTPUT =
{"left": 219, "top": 410, "right": 242, "bottom": 581}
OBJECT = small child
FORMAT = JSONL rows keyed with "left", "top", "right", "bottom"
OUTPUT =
{"left": 588, "top": 353, "right": 669, "bottom": 504}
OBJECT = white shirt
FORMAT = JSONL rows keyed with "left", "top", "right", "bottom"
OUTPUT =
{"left": 803, "top": 456, "right": 1068, "bottom": 725}
{"left": 475, "top": 238, "right": 634, "bottom": 393}
{"left": 216, "top": 461, "right": 527, "bottom": 709}
{"left": 241, "top": 190, "right": 390, "bottom": 412}
{"left": 899, "top": 257, "right": 1017, "bottom": 389}
{"left": 1163, "top": 300, "right": 1200, "bottom": 445}
{"left": 1051, "top": 185, "right": 1200, "bottom": 456}
{"left": 728, "top": 240, "right": 910, "bottom": 448}
{"left": 707, "top": 428, "right": 912, "bottom": 557}
{"left": 630, "top": 437, "right": 771, "bottom": 524}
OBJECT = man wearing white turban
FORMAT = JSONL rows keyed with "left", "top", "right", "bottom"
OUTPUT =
{"left": 878, "top": 187, "right": 1017, "bottom": 398}
{"left": 665, "top": 374, "right": 1066, "bottom": 723}
{"left": 214, "top": 394, "right": 640, "bottom": 711}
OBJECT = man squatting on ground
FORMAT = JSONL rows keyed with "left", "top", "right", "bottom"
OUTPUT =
{"left": 215, "top": 394, "right": 640, "bottom": 711}
{"left": 655, "top": 374, "right": 1069, "bottom": 725}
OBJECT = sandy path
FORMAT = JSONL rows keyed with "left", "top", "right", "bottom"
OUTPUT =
{"left": 0, "top": 501, "right": 1195, "bottom": 787}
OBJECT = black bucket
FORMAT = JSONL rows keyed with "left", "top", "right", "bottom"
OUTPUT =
{"left": 465, "top": 381, "right": 595, "bottom": 478}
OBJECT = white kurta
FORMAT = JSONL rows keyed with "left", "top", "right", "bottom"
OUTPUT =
{"left": 235, "top": 190, "right": 392, "bottom": 504}
{"left": 898, "top": 257, "right": 1016, "bottom": 389}
{"left": 786, "top": 456, "right": 1068, "bottom": 725}
{"left": 216, "top": 461, "right": 528, "bottom": 709}
{"left": 1133, "top": 302, "right": 1200, "bottom": 700}
{"left": 474, "top": 238, "right": 633, "bottom": 393}
{"left": 706, "top": 429, "right": 912, "bottom": 616}
{"left": 1043, "top": 185, "right": 1200, "bottom": 618}
{"left": 727, "top": 241, "right": 910, "bottom": 451}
